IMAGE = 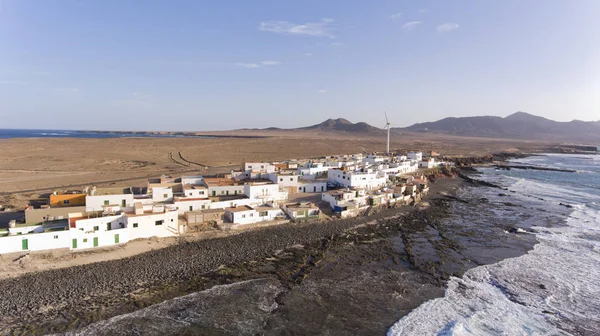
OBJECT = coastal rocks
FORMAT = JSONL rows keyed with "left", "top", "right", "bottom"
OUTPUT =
{"left": 494, "top": 164, "right": 576, "bottom": 173}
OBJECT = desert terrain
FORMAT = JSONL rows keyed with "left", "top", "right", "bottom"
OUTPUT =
{"left": 0, "top": 131, "right": 550, "bottom": 205}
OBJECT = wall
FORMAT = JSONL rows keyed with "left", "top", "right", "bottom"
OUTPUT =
{"left": 210, "top": 197, "right": 260, "bottom": 210}
{"left": 86, "top": 194, "right": 134, "bottom": 211}
{"left": 298, "top": 181, "right": 327, "bottom": 193}
{"left": 152, "top": 187, "right": 173, "bottom": 203}
{"left": 174, "top": 199, "right": 211, "bottom": 215}
{"left": 181, "top": 176, "right": 204, "bottom": 185}
{"left": 228, "top": 209, "right": 262, "bottom": 225}
{"left": 25, "top": 206, "right": 86, "bottom": 224}
{"left": 244, "top": 183, "right": 280, "bottom": 200}
{"left": 0, "top": 230, "right": 71, "bottom": 254}
{"left": 70, "top": 227, "right": 129, "bottom": 250}
{"left": 126, "top": 211, "right": 179, "bottom": 239}
{"left": 208, "top": 185, "right": 244, "bottom": 197}
{"left": 49, "top": 194, "right": 86, "bottom": 207}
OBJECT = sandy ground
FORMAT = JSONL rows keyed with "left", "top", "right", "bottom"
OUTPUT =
{"left": 0, "top": 132, "right": 550, "bottom": 208}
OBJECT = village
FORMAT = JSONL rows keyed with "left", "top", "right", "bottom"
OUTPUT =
{"left": 0, "top": 151, "right": 450, "bottom": 255}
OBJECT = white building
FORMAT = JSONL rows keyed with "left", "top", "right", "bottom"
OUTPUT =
{"left": 244, "top": 163, "right": 276, "bottom": 174}
{"left": 224, "top": 205, "right": 259, "bottom": 225}
{"left": 85, "top": 188, "right": 134, "bottom": 212}
{"left": 297, "top": 180, "right": 327, "bottom": 193}
{"left": 244, "top": 182, "right": 287, "bottom": 202}
{"left": 407, "top": 151, "right": 423, "bottom": 161}
{"left": 152, "top": 187, "right": 173, "bottom": 203}
{"left": 282, "top": 202, "right": 320, "bottom": 220}
{"left": 327, "top": 169, "right": 388, "bottom": 191}
{"left": 267, "top": 173, "right": 299, "bottom": 193}
{"left": 419, "top": 158, "right": 436, "bottom": 169}
{"left": 204, "top": 178, "right": 245, "bottom": 197}
{"left": 174, "top": 198, "right": 211, "bottom": 215}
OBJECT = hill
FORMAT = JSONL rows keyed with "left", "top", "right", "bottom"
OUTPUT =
{"left": 395, "top": 112, "right": 600, "bottom": 141}
{"left": 298, "top": 118, "right": 384, "bottom": 134}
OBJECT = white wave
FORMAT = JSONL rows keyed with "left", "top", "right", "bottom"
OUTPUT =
{"left": 390, "top": 155, "right": 600, "bottom": 335}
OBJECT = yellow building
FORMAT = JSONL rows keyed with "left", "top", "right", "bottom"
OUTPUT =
{"left": 49, "top": 193, "right": 86, "bottom": 207}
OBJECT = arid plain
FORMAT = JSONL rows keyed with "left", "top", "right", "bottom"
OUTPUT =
{"left": 0, "top": 130, "right": 551, "bottom": 208}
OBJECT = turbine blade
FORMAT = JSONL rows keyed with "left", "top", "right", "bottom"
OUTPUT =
{"left": 385, "top": 111, "right": 389, "bottom": 124}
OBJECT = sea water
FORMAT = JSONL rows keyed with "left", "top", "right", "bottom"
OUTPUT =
{"left": 389, "top": 154, "right": 600, "bottom": 335}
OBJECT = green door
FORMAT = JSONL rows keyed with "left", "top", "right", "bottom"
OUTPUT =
{"left": 72, "top": 239, "right": 77, "bottom": 249}
{"left": 114, "top": 234, "right": 119, "bottom": 244}
{"left": 93, "top": 237, "right": 99, "bottom": 247}
{"left": 22, "top": 239, "right": 28, "bottom": 250}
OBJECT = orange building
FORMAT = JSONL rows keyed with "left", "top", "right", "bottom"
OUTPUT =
{"left": 49, "top": 193, "right": 86, "bottom": 207}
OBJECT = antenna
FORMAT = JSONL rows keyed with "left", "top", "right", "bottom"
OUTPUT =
{"left": 384, "top": 112, "right": 391, "bottom": 155}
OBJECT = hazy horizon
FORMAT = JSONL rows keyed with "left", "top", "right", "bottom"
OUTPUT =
{"left": 1, "top": 0, "right": 599, "bottom": 131}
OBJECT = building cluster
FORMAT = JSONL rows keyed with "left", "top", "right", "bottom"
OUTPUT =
{"left": 0, "top": 151, "right": 446, "bottom": 254}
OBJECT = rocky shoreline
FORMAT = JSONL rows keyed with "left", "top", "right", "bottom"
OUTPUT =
{"left": 0, "top": 163, "right": 549, "bottom": 335}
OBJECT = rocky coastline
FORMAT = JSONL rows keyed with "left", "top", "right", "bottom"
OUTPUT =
{"left": 0, "top": 161, "right": 549, "bottom": 335}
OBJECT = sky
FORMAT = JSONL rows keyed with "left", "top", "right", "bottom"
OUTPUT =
{"left": 1, "top": 0, "right": 599, "bottom": 131}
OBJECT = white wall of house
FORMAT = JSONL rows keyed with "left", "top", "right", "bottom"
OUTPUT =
{"left": 419, "top": 158, "right": 436, "bottom": 168}
{"left": 407, "top": 151, "right": 423, "bottom": 161}
{"left": 86, "top": 194, "right": 134, "bottom": 212}
{"left": 152, "top": 187, "right": 173, "bottom": 203}
{"left": 255, "top": 207, "right": 285, "bottom": 221}
{"left": 71, "top": 227, "right": 129, "bottom": 250}
{"left": 226, "top": 209, "right": 261, "bottom": 225}
{"left": 0, "top": 230, "right": 71, "bottom": 254}
{"left": 126, "top": 210, "right": 179, "bottom": 239}
{"left": 209, "top": 197, "right": 260, "bottom": 210}
{"left": 208, "top": 185, "right": 244, "bottom": 197}
{"left": 244, "top": 183, "right": 280, "bottom": 200}
{"left": 298, "top": 181, "right": 327, "bottom": 193}
{"left": 267, "top": 173, "right": 299, "bottom": 188}
{"left": 174, "top": 199, "right": 211, "bottom": 215}
{"left": 244, "top": 163, "right": 275, "bottom": 173}
{"left": 182, "top": 188, "right": 207, "bottom": 198}
{"left": 181, "top": 176, "right": 204, "bottom": 185}
{"left": 327, "top": 170, "right": 387, "bottom": 190}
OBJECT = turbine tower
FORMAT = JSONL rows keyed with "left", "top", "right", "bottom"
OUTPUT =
{"left": 384, "top": 112, "right": 391, "bottom": 154}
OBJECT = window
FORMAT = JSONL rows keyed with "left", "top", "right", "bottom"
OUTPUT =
{"left": 242, "top": 214, "right": 246, "bottom": 218}
{"left": 63, "top": 200, "right": 70, "bottom": 205}
{"left": 201, "top": 205, "right": 206, "bottom": 209}
{"left": 155, "top": 220, "right": 163, "bottom": 226}
{"left": 250, "top": 213, "right": 254, "bottom": 217}
{"left": 189, "top": 192, "right": 192, "bottom": 196}
{"left": 280, "top": 178, "right": 283, "bottom": 182}
{"left": 104, "top": 200, "right": 109, "bottom": 205}
{"left": 248, "top": 165, "right": 252, "bottom": 169}
{"left": 290, "top": 178, "right": 293, "bottom": 181}
{"left": 83, "top": 238, "right": 88, "bottom": 243}
{"left": 259, "top": 211, "right": 267, "bottom": 217}
{"left": 93, "top": 226, "right": 99, "bottom": 231}
{"left": 189, "top": 206, "right": 193, "bottom": 211}
{"left": 54, "top": 235, "right": 59, "bottom": 239}
{"left": 133, "top": 223, "right": 138, "bottom": 228}
{"left": 163, "top": 194, "right": 168, "bottom": 198}
{"left": 171, "top": 219, "right": 174, "bottom": 222}
{"left": 79, "top": 228, "right": 84, "bottom": 231}
{"left": 261, "top": 165, "right": 264, "bottom": 168}
{"left": 200, "top": 191, "right": 205, "bottom": 195}
{"left": 221, "top": 191, "right": 225, "bottom": 195}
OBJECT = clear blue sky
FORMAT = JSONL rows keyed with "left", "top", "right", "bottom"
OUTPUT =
{"left": 1, "top": 0, "right": 598, "bottom": 131}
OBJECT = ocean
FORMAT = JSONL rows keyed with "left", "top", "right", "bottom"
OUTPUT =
{"left": 0, "top": 129, "right": 207, "bottom": 139}
{"left": 389, "top": 154, "right": 600, "bottom": 335}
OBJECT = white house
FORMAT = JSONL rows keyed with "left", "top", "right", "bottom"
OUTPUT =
{"left": 267, "top": 172, "right": 299, "bottom": 193}
{"left": 174, "top": 197, "right": 211, "bottom": 215}
{"left": 282, "top": 202, "right": 320, "bottom": 220}
{"left": 298, "top": 179, "right": 327, "bottom": 193}
{"left": 152, "top": 187, "right": 173, "bottom": 203}
{"left": 254, "top": 205, "right": 285, "bottom": 221}
{"left": 244, "top": 163, "right": 276, "bottom": 174}
{"left": 181, "top": 175, "right": 204, "bottom": 186}
{"left": 204, "top": 178, "right": 245, "bottom": 197}
{"left": 182, "top": 184, "right": 208, "bottom": 198}
{"left": 125, "top": 207, "right": 179, "bottom": 239}
{"left": 407, "top": 151, "right": 423, "bottom": 161}
{"left": 419, "top": 158, "right": 436, "bottom": 169}
{"left": 224, "top": 205, "right": 259, "bottom": 225}
{"left": 244, "top": 182, "right": 287, "bottom": 202}
{"left": 85, "top": 188, "right": 134, "bottom": 212}
{"left": 327, "top": 169, "right": 388, "bottom": 190}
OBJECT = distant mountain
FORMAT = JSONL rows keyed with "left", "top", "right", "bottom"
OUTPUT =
{"left": 394, "top": 112, "right": 600, "bottom": 141}
{"left": 299, "top": 118, "right": 384, "bottom": 134}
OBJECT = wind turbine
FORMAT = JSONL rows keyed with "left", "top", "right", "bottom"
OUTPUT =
{"left": 384, "top": 112, "right": 391, "bottom": 155}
